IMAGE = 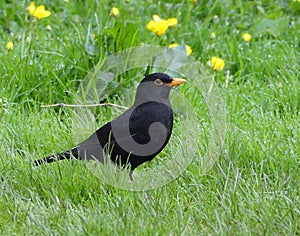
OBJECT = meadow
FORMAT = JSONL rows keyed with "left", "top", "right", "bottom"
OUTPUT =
{"left": 0, "top": 0, "right": 299, "bottom": 235}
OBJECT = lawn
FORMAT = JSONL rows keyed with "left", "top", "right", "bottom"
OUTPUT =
{"left": 0, "top": 0, "right": 299, "bottom": 235}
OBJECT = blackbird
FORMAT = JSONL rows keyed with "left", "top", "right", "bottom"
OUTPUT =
{"left": 34, "top": 73, "right": 186, "bottom": 178}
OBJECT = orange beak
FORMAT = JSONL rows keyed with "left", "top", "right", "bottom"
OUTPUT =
{"left": 168, "top": 78, "right": 186, "bottom": 86}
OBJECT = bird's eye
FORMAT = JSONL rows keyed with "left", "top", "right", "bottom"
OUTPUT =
{"left": 154, "top": 79, "right": 163, "bottom": 86}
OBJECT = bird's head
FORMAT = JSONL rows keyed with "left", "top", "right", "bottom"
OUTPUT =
{"left": 134, "top": 73, "right": 186, "bottom": 106}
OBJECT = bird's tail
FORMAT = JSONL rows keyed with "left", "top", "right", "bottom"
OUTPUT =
{"left": 34, "top": 148, "right": 79, "bottom": 166}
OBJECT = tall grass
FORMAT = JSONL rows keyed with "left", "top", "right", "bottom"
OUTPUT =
{"left": 0, "top": 0, "right": 299, "bottom": 234}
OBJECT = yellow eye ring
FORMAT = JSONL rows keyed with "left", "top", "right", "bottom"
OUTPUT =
{"left": 154, "top": 79, "right": 163, "bottom": 86}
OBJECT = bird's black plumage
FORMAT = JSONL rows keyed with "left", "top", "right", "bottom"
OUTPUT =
{"left": 34, "top": 73, "right": 186, "bottom": 176}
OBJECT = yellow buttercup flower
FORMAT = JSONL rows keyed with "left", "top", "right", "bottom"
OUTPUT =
{"left": 167, "top": 18, "right": 178, "bottom": 28}
{"left": 28, "top": 2, "right": 51, "bottom": 19}
{"left": 147, "top": 15, "right": 178, "bottom": 36}
{"left": 211, "top": 57, "right": 225, "bottom": 71}
{"left": 168, "top": 44, "right": 192, "bottom": 56}
{"left": 110, "top": 7, "right": 120, "bottom": 17}
{"left": 152, "top": 14, "right": 161, "bottom": 22}
{"left": 28, "top": 2, "right": 35, "bottom": 15}
{"left": 6, "top": 41, "right": 14, "bottom": 51}
{"left": 147, "top": 19, "right": 168, "bottom": 36}
{"left": 242, "top": 33, "right": 251, "bottom": 42}
{"left": 185, "top": 45, "right": 192, "bottom": 55}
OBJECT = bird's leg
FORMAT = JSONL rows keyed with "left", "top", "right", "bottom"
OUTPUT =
{"left": 129, "top": 170, "right": 134, "bottom": 182}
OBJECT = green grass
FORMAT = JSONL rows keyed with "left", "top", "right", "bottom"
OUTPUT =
{"left": 0, "top": 0, "right": 299, "bottom": 235}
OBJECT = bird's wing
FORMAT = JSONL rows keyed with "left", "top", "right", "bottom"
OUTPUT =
{"left": 76, "top": 108, "right": 136, "bottom": 162}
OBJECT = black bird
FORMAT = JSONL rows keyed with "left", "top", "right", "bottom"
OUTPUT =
{"left": 34, "top": 73, "right": 186, "bottom": 178}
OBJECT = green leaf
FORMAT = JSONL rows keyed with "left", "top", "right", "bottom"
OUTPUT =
{"left": 251, "top": 17, "right": 289, "bottom": 37}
